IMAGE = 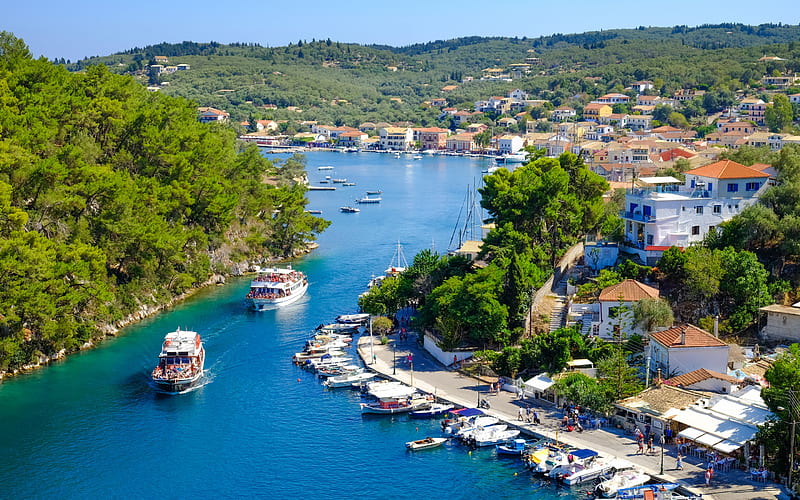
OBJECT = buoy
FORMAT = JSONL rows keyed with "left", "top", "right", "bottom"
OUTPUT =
{"left": 468, "top": 451, "right": 472, "bottom": 456}
{"left": 415, "top": 427, "right": 418, "bottom": 432}
{"left": 297, "top": 378, "right": 301, "bottom": 382}
{"left": 514, "top": 472, "right": 518, "bottom": 476}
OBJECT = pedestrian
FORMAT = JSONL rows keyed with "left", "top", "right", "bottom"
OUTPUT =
{"left": 453, "top": 355, "right": 458, "bottom": 368}
{"left": 518, "top": 407, "right": 525, "bottom": 421}
{"left": 372, "top": 353, "right": 377, "bottom": 365}
{"left": 645, "top": 423, "right": 651, "bottom": 437}
{"left": 526, "top": 407, "right": 533, "bottom": 423}
{"left": 646, "top": 436, "right": 654, "bottom": 455}
{"left": 676, "top": 453, "right": 683, "bottom": 470}
{"left": 533, "top": 410, "right": 540, "bottom": 425}
{"left": 637, "top": 438, "right": 644, "bottom": 455}
{"left": 704, "top": 467, "right": 713, "bottom": 486}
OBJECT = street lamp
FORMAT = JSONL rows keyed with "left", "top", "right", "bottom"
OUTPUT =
{"left": 778, "top": 390, "right": 799, "bottom": 492}
{"left": 392, "top": 340, "right": 396, "bottom": 375}
{"left": 660, "top": 434, "right": 665, "bottom": 475}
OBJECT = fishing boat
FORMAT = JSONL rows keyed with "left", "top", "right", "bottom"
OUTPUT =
{"left": 245, "top": 266, "right": 308, "bottom": 311}
{"left": 409, "top": 403, "right": 454, "bottom": 419}
{"left": 356, "top": 196, "right": 381, "bottom": 204}
{"left": 340, "top": 206, "right": 360, "bottom": 213}
{"left": 318, "top": 165, "right": 334, "bottom": 170}
{"left": 496, "top": 438, "right": 529, "bottom": 457}
{"left": 365, "top": 190, "right": 382, "bottom": 195}
{"left": 151, "top": 328, "right": 205, "bottom": 392}
{"left": 595, "top": 469, "right": 651, "bottom": 498}
{"left": 406, "top": 437, "right": 447, "bottom": 451}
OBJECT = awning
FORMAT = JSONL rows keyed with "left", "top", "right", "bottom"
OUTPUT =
{"left": 712, "top": 440, "right": 742, "bottom": 454}
{"left": 695, "top": 433, "right": 723, "bottom": 447}
{"left": 570, "top": 449, "right": 599, "bottom": 460}
{"left": 451, "top": 408, "right": 484, "bottom": 417}
{"left": 678, "top": 427, "right": 705, "bottom": 441}
{"left": 524, "top": 374, "right": 554, "bottom": 392}
{"left": 672, "top": 406, "right": 758, "bottom": 445}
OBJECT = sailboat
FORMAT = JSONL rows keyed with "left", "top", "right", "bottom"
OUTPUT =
{"left": 385, "top": 240, "right": 408, "bottom": 277}
{"left": 447, "top": 183, "right": 484, "bottom": 255}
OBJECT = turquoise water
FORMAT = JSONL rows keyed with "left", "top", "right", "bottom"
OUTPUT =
{"left": 0, "top": 152, "right": 583, "bottom": 499}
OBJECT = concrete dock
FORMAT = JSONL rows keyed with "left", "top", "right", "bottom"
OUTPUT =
{"left": 356, "top": 331, "right": 789, "bottom": 500}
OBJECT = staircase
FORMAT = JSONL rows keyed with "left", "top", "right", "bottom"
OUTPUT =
{"left": 548, "top": 277, "right": 569, "bottom": 332}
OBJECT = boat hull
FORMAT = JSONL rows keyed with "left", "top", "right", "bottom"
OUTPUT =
{"left": 152, "top": 370, "right": 204, "bottom": 393}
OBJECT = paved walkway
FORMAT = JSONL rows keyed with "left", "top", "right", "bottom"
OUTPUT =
{"left": 357, "top": 330, "right": 790, "bottom": 500}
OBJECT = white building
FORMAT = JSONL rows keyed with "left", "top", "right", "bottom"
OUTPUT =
{"left": 649, "top": 324, "right": 729, "bottom": 378}
{"left": 597, "top": 279, "right": 660, "bottom": 339}
{"left": 379, "top": 127, "right": 413, "bottom": 150}
{"left": 758, "top": 302, "right": 800, "bottom": 342}
{"left": 620, "top": 161, "right": 770, "bottom": 264}
{"left": 497, "top": 135, "right": 524, "bottom": 155}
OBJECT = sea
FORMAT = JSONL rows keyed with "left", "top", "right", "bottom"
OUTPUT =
{"left": 0, "top": 151, "right": 585, "bottom": 499}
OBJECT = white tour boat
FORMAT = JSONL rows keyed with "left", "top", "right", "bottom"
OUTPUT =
{"left": 151, "top": 328, "right": 205, "bottom": 392}
{"left": 245, "top": 266, "right": 308, "bottom": 310}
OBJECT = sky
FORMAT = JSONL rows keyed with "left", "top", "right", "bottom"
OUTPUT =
{"left": 4, "top": 0, "right": 800, "bottom": 62}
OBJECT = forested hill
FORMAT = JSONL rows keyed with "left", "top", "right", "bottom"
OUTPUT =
{"left": 0, "top": 33, "right": 328, "bottom": 374}
{"left": 64, "top": 23, "right": 800, "bottom": 127}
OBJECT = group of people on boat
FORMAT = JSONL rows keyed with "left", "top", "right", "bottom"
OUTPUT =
{"left": 246, "top": 288, "right": 290, "bottom": 300}
{"left": 253, "top": 271, "right": 302, "bottom": 284}
{"left": 152, "top": 361, "right": 198, "bottom": 380}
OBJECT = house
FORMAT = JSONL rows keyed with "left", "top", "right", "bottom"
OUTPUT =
{"left": 738, "top": 98, "right": 768, "bottom": 126}
{"left": 441, "top": 85, "right": 458, "bottom": 92}
{"left": 497, "top": 135, "right": 524, "bottom": 155}
{"left": 379, "top": 127, "right": 413, "bottom": 150}
{"left": 154, "top": 55, "right": 168, "bottom": 64}
{"left": 626, "top": 115, "right": 653, "bottom": 131}
{"left": 197, "top": 107, "right": 229, "bottom": 123}
{"left": 337, "top": 130, "right": 368, "bottom": 148}
{"left": 595, "top": 279, "right": 660, "bottom": 339}
{"left": 176, "top": 63, "right": 190, "bottom": 71}
{"left": 673, "top": 89, "right": 705, "bottom": 102}
{"left": 790, "top": 93, "right": 800, "bottom": 105}
{"left": 760, "top": 73, "right": 800, "bottom": 89}
{"left": 551, "top": 106, "right": 577, "bottom": 121}
{"left": 717, "top": 118, "right": 758, "bottom": 134}
{"left": 649, "top": 324, "right": 729, "bottom": 378}
{"left": 507, "top": 89, "right": 528, "bottom": 101}
{"left": 596, "top": 93, "right": 631, "bottom": 104}
{"left": 445, "top": 133, "right": 476, "bottom": 153}
{"left": 466, "top": 123, "right": 489, "bottom": 134}
{"left": 583, "top": 103, "right": 612, "bottom": 121}
{"left": 256, "top": 120, "right": 278, "bottom": 132}
{"left": 663, "top": 368, "right": 742, "bottom": 394}
{"left": 497, "top": 117, "right": 517, "bottom": 128}
{"left": 429, "top": 97, "right": 448, "bottom": 107}
{"left": 758, "top": 302, "right": 800, "bottom": 342}
{"left": 416, "top": 127, "right": 450, "bottom": 150}
{"left": 620, "top": 161, "right": 769, "bottom": 263}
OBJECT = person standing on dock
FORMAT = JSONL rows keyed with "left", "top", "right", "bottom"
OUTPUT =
{"left": 533, "top": 410, "right": 540, "bottom": 425}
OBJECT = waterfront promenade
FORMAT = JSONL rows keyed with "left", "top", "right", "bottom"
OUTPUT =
{"left": 357, "top": 331, "right": 790, "bottom": 500}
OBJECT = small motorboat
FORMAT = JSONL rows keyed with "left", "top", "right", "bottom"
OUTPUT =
{"left": 496, "top": 438, "right": 529, "bottom": 457}
{"left": 336, "top": 313, "right": 370, "bottom": 325}
{"left": 366, "top": 190, "right": 382, "bottom": 195}
{"left": 318, "top": 165, "right": 334, "bottom": 170}
{"left": 342, "top": 182, "right": 357, "bottom": 186}
{"left": 595, "top": 468, "right": 651, "bottom": 498}
{"left": 323, "top": 370, "right": 376, "bottom": 388}
{"left": 356, "top": 196, "right": 381, "bottom": 204}
{"left": 616, "top": 483, "right": 679, "bottom": 499}
{"left": 409, "top": 403, "right": 454, "bottom": 419}
{"left": 340, "top": 206, "right": 360, "bottom": 213}
{"left": 406, "top": 437, "right": 447, "bottom": 451}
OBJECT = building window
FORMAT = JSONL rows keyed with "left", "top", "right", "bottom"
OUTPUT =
{"left": 727, "top": 183, "right": 739, "bottom": 192}
{"left": 713, "top": 205, "right": 722, "bottom": 214}
{"left": 746, "top": 182, "right": 761, "bottom": 191}
{"left": 695, "top": 206, "right": 703, "bottom": 214}
{"left": 709, "top": 225, "right": 715, "bottom": 233}
{"left": 691, "top": 225, "right": 700, "bottom": 235}
{"left": 646, "top": 234, "right": 653, "bottom": 245}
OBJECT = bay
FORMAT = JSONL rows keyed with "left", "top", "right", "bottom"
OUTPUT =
{"left": 0, "top": 151, "right": 582, "bottom": 499}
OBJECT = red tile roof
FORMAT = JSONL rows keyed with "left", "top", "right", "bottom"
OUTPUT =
{"left": 685, "top": 160, "right": 769, "bottom": 179}
{"left": 650, "top": 324, "right": 727, "bottom": 349}
{"left": 663, "top": 368, "right": 740, "bottom": 387}
{"left": 599, "top": 279, "right": 660, "bottom": 302}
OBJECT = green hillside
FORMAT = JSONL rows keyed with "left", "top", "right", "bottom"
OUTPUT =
{"left": 66, "top": 24, "right": 800, "bottom": 127}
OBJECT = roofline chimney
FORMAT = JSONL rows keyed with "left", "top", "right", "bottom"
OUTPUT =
{"left": 680, "top": 330, "right": 686, "bottom": 345}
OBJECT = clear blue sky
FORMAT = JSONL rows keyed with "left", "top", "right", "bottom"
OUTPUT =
{"left": 4, "top": 0, "right": 799, "bottom": 62}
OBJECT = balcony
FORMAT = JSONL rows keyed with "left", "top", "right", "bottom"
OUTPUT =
{"left": 620, "top": 210, "right": 655, "bottom": 223}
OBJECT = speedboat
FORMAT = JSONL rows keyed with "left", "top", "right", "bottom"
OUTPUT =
{"left": 469, "top": 427, "right": 520, "bottom": 447}
{"left": 409, "top": 403, "right": 454, "bottom": 419}
{"left": 336, "top": 313, "right": 370, "bottom": 325}
{"left": 365, "top": 190, "right": 382, "bottom": 195}
{"left": 559, "top": 456, "right": 632, "bottom": 486}
{"left": 356, "top": 196, "right": 381, "bottom": 204}
{"left": 360, "top": 381, "right": 432, "bottom": 414}
{"left": 549, "top": 449, "right": 599, "bottom": 479}
{"left": 495, "top": 152, "right": 527, "bottom": 164}
{"left": 406, "top": 437, "right": 447, "bottom": 451}
{"left": 323, "top": 370, "right": 376, "bottom": 388}
{"left": 595, "top": 469, "right": 651, "bottom": 498}
{"left": 331, "top": 178, "right": 347, "bottom": 183}
{"left": 245, "top": 266, "right": 308, "bottom": 310}
{"left": 340, "top": 206, "right": 360, "bottom": 213}
{"left": 318, "top": 165, "right": 334, "bottom": 170}
{"left": 151, "top": 328, "right": 205, "bottom": 392}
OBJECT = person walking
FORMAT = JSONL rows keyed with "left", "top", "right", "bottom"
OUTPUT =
{"left": 704, "top": 467, "right": 713, "bottom": 486}
{"left": 676, "top": 453, "right": 683, "bottom": 470}
{"left": 518, "top": 407, "right": 525, "bottom": 421}
{"left": 637, "top": 437, "right": 644, "bottom": 455}
{"left": 533, "top": 410, "right": 540, "bottom": 425}
{"left": 646, "top": 436, "right": 654, "bottom": 455}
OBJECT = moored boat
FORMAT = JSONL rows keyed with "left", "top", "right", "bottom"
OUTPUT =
{"left": 340, "top": 206, "right": 360, "bottom": 213}
{"left": 365, "top": 189, "right": 382, "bottom": 195}
{"left": 406, "top": 437, "right": 447, "bottom": 451}
{"left": 151, "top": 328, "right": 205, "bottom": 392}
{"left": 496, "top": 438, "right": 529, "bottom": 457}
{"left": 332, "top": 178, "right": 347, "bottom": 183}
{"left": 356, "top": 196, "right": 381, "bottom": 204}
{"left": 323, "top": 370, "right": 376, "bottom": 388}
{"left": 409, "top": 403, "right": 454, "bottom": 419}
{"left": 595, "top": 468, "right": 651, "bottom": 498}
{"left": 336, "top": 313, "right": 370, "bottom": 325}
{"left": 245, "top": 267, "right": 308, "bottom": 311}
{"left": 616, "top": 483, "right": 680, "bottom": 499}
{"left": 318, "top": 165, "right": 334, "bottom": 170}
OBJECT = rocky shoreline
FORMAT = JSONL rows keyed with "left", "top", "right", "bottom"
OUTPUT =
{"left": 0, "top": 244, "right": 317, "bottom": 382}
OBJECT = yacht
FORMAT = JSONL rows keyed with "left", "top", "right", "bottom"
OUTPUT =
{"left": 245, "top": 266, "right": 308, "bottom": 310}
{"left": 151, "top": 328, "right": 205, "bottom": 392}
